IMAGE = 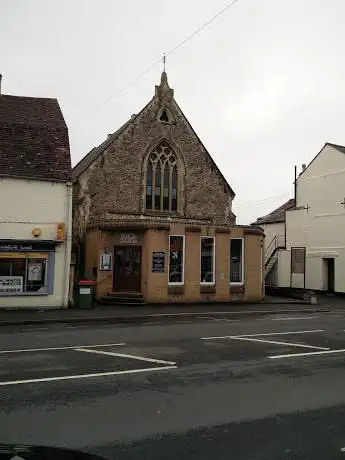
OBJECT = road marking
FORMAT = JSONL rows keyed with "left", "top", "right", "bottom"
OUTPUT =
{"left": 0, "top": 343, "right": 125, "bottom": 355}
{"left": 0, "top": 365, "right": 177, "bottom": 387}
{"left": 22, "top": 327, "right": 49, "bottom": 331}
{"left": 271, "top": 316, "right": 317, "bottom": 321}
{"left": 176, "top": 320, "right": 193, "bottom": 324}
{"left": 74, "top": 347, "right": 176, "bottom": 365}
{"left": 229, "top": 336, "right": 329, "bottom": 350}
{"left": 211, "top": 318, "right": 240, "bottom": 323}
{"left": 145, "top": 321, "right": 161, "bottom": 325}
{"left": 269, "top": 348, "right": 345, "bottom": 359}
{"left": 197, "top": 316, "right": 240, "bottom": 322}
{"left": 201, "top": 329, "right": 324, "bottom": 340}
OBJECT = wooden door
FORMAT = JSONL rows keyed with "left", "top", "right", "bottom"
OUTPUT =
{"left": 327, "top": 258, "right": 335, "bottom": 292}
{"left": 113, "top": 246, "right": 142, "bottom": 292}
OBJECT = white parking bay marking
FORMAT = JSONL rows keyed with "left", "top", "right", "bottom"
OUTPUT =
{"left": 0, "top": 366, "right": 177, "bottom": 387}
{"left": 228, "top": 336, "right": 329, "bottom": 350}
{"left": 201, "top": 329, "right": 324, "bottom": 340}
{"left": 74, "top": 347, "right": 176, "bottom": 366}
{"left": 271, "top": 316, "right": 317, "bottom": 321}
{"left": 0, "top": 343, "right": 125, "bottom": 354}
{"left": 269, "top": 349, "right": 345, "bottom": 359}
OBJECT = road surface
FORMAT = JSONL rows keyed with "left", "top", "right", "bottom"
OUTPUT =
{"left": 1, "top": 310, "right": 345, "bottom": 459}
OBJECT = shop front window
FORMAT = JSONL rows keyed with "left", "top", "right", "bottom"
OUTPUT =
{"left": 0, "top": 257, "right": 48, "bottom": 293}
{"left": 200, "top": 237, "right": 215, "bottom": 284}
{"left": 230, "top": 238, "right": 244, "bottom": 284}
{"left": 168, "top": 235, "right": 184, "bottom": 284}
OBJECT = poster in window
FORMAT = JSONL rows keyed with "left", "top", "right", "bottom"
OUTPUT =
{"left": 100, "top": 253, "right": 112, "bottom": 271}
{"left": 28, "top": 262, "right": 43, "bottom": 281}
{"left": 200, "top": 238, "right": 214, "bottom": 283}
{"left": 152, "top": 252, "right": 165, "bottom": 273}
{"left": 169, "top": 236, "right": 184, "bottom": 283}
{"left": 0, "top": 276, "right": 23, "bottom": 292}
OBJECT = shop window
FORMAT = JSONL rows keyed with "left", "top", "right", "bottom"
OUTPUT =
{"left": 230, "top": 238, "right": 244, "bottom": 284}
{"left": 168, "top": 235, "right": 184, "bottom": 284}
{"left": 0, "top": 256, "right": 48, "bottom": 293}
{"left": 200, "top": 237, "right": 215, "bottom": 284}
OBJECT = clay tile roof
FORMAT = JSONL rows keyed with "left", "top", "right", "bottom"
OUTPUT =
{"left": 0, "top": 94, "right": 71, "bottom": 181}
{"left": 253, "top": 198, "right": 295, "bottom": 225}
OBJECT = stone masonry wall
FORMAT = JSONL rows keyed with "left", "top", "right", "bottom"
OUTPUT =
{"left": 73, "top": 76, "right": 235, "bottom": 238}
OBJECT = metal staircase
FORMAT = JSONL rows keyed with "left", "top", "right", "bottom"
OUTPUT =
{"left": 264, "top": 235, "right": 285, "bottom": 279}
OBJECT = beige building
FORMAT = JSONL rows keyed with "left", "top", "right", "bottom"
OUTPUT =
{"left": 256, "top": 143, "right": 345, "bottom": 294}
{"left": 0, "top": 85, "right": 72, "bottom": 308}
{"left": 72, "top": 72, "right": 264, "bottom": 305}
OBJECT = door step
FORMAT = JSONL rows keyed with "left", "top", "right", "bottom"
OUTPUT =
{"left": 98, "top": 292, "right": 145, "bottom": 306}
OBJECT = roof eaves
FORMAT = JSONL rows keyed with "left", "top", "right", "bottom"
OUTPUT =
{"left": 325, "top": 142, "right": 345, "bottom": 154}
{"left": 0, "top": 172, "right": 71, "bottom": 183}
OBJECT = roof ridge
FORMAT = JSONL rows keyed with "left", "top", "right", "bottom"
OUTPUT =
{"left": 253, "top": 198, "right": 295, "bottom": 224}
{"left": 1, "top": 93, "right": 58, "bottom": 101}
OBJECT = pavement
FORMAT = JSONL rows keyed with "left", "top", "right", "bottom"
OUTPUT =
{"left": 0, "top": 295, "right": 337, "bottom": 327}
{"left": 2, "top": 310, "right": 345, "bottom": 458}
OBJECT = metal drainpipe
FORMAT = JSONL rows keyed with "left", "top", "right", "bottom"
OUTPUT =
{"left": 63, "top": 182, "right": 73, "bottom": 308}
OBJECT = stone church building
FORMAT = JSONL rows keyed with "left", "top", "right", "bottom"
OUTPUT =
{"left": 72, "top": 72, "right": 264, "bottom": 304}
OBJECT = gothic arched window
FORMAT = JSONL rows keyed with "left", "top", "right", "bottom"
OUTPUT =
{"left": 145, "top": 141, "right": 179, "bottom": 212}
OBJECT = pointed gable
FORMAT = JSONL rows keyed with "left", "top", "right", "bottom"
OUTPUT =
{"left": 72, "top": 72, "right": 235, "bottom": 227}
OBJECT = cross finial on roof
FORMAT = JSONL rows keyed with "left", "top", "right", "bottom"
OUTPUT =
{"left": 163, "top": 52, "right": 166, "bottom": 72}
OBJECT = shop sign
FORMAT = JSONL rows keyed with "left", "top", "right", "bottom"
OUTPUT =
{"left": 152, "top": 252, "right": 165, "bottom": 273}
{"left": 120, "top": 233, "right": 138, "bottom": 244}
{"left": 0, "top": 240, "right": 55, "bottom": 252}
{"left": 0, "top": 276, "right": 23, "bottom": 293}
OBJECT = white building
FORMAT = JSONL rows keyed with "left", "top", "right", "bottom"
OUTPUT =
{"left": 0, "top": 83, "right": 72, "bottom": 308}
{"left": 255, "top": 143, "right": 345, "bottom": 294}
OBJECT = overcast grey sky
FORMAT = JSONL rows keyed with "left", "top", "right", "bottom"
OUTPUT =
{"left": 1, "top": 0, "right": 345, "bottom": 224}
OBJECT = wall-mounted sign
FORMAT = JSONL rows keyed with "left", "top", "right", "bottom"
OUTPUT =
{"left": 0, "top": 240, "right": 55, "bottom": 252}
{"left": 0, "top": 276, "right": 23, "bottom": 292}
{"left": 100, "top": 253, "right": 112, "bottom": 271}
{"left": 120, "top": 233, "right": 138, "bottom": 244}
{"left": 56, "top": 222, "right": 65, "bottom": 240}
{"left": 152, "top": 251, "right": 165, "bottom": 273}
{"left": 32, "top": 228, "right": 42, "bottom": 237}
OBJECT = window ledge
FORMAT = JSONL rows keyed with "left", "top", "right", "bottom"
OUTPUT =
{"left": 0, "top": 292, "right": 49, "bottom": 297}
{"left": 200, "top": 285, "right": 216, "bottom": 293}
{"left": 168, "top": 285, "right": 184, "bottom": 294}
{"left": 143, "top": 210, "right": 182, "bottom": 217}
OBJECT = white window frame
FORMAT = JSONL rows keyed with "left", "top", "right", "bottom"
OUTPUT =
{"left": 200, "top": 236, "right": 215, "bottom": 285}
{"left": 168, "top": 235, "right": 185, "bottom": 285}
{"left": 230, "top": 237, "right": 244, "bottom": 285}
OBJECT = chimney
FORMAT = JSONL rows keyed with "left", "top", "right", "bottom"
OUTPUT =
{"left": 0, "top": 74, "right": 2, "bottom": 95}
{"left": 302, "top": 163, "right": 306, "bottom": 171}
